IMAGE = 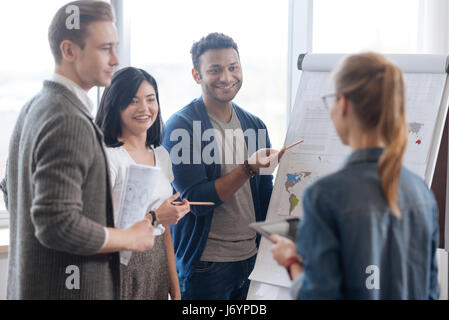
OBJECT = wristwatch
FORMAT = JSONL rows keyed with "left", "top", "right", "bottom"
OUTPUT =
{"left": 149, "top": 211, "right": 157, "bottom": 226}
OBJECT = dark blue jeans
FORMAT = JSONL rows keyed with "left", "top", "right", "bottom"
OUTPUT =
{"left": 180, "top": 255, "right": 257, "bottom": 300}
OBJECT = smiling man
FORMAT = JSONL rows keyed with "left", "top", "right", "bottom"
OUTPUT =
{"left": 0, "top": 1, "right": 156, "bottom": 300}
{"left": 163, "top": 33, "right": 277, "bottom": 300}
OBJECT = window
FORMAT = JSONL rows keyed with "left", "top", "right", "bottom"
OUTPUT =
{"left": 0, "top": 1, "right": 103, "bottom": 216}
{"left": 312, "top": 0, "right": 421, "bottom": 53}
{"left": 0, "top": 0, "right": 288, "bottom": 217}
{"left": 124, "top": 0, "right": 289, "bottom": 150}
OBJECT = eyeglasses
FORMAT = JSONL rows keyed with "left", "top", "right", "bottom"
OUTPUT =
{"left": 321, "top": 93, "right": 338, "bottom": 110}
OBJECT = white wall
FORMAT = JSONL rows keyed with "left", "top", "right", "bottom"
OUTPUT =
{"left": 418, "top": 0, "right": 449, "bottom": 54}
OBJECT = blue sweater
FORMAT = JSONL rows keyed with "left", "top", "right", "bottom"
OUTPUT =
{"left": 162, "top": 97, "right": 273, "bottom": 281}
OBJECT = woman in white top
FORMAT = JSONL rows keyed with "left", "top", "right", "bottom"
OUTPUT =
{"left": 95, "top": 67, "right": 190, "bottom": 300}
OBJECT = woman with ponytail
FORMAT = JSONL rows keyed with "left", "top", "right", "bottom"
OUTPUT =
{"left": 270, "top": 53, "right": 440, "bottom": 299}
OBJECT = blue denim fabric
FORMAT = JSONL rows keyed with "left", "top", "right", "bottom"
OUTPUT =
{"left": 180, "top": 255, "right": 257, "bottom": 300}
{"left": 293, "top": 147, "right": 440, "bottom": 300}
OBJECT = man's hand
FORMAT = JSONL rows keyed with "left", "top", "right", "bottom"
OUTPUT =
{"left": 214, "top": 148, "right": 285, "bottom": 202}
{"left": 97, "top": 218, "right": 156, "bottom": 254}
{"left": 125, "top": 218, "right": 155, "bottom": 252}
{"left": 248, "top": 148, "right": 285, "bottom": 175}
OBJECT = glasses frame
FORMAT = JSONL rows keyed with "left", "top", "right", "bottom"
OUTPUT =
{"left": 321, "top": 93, "right": 339, "bottom": 110}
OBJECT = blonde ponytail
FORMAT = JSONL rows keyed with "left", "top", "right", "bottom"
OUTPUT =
{"left": 377, "top": 64, "right": 408, "bottom": 218}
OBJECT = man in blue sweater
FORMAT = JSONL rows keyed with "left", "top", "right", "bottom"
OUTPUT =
{"left": 163, "top": 33, "right": 282, "bottom": 300}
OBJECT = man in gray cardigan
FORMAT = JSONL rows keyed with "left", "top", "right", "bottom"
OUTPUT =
{"left": 0, "top": 1, "right": 155, "bottom": 299}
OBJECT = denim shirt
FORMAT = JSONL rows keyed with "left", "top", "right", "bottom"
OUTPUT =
{"left": 291, "top": 147, "right": 440, "bottom": 300}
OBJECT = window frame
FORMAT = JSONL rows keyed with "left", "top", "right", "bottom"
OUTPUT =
{"left": 0, "top": 211, "right": 7, "bottom": 229}
{"left": 287, "top": 0, "right": 313, "bottom": 125}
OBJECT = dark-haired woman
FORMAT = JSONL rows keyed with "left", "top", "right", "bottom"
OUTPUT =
{"left": 270, "top": 53, "right": 439, "bottom": 299}
{"left": 96, "top": 67, "right": 190, "bottom": 300}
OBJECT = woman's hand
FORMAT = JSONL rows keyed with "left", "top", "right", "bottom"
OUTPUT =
{"left": 270, "top": 234, "right": 301, "bottom": 266}
{"left": 170, "top": 288, "right": 182, "bottom": 300}
{"left": 270, "top": 234, "right": 304, "bottom": 281}
{"left": 155, "top": 192, "right": 190, "bottom": 226}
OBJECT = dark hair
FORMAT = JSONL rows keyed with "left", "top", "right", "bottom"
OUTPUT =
{"left": 190, "top": 32, "right": 239, "bottom": 72}
{"left": 49, "top": 0, "right": 115, "bottom": 64}
{"left": 95, "top": 67, "right": 164, "bottom": 149}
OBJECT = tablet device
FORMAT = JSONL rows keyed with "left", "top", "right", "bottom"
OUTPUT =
{"left": 249, "top": 217, "right": 300, "bottom": 243}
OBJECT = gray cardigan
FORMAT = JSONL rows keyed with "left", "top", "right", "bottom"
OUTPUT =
{"left": 0, "top": 81, "right": 119, "bottom": 299}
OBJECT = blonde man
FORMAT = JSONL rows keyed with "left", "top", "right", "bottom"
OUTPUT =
{"left": 0, "top": 1, "right": 155, "bottom": 300}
